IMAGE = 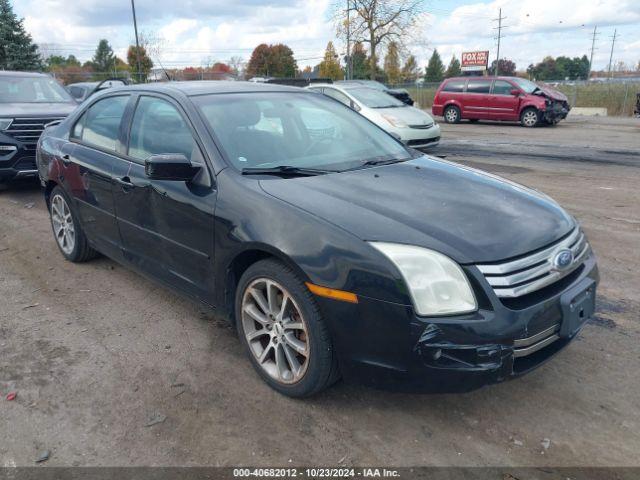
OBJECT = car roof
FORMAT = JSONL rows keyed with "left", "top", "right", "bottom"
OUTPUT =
{"left": 0, "top": 70, "right": 51, "bottom": 78}
{"left": 444, "top": 76, "right": 521, "bottom": 81}
{"left": 67, "top": 82, "right": 99, "bottom": 88}
{"left": 105, "top": 80, "right": 306, "bottom": 97}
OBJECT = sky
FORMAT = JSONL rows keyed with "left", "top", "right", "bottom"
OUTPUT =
{"left": 13, "top": 0, "right": 640, "bottom": 74}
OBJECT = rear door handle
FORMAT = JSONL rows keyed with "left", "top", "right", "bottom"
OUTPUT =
{"left": 115, "top": 176, "right": 134, "bottom": 191}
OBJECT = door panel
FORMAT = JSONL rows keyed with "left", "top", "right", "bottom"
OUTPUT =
{"left": 487, "top": 80, "right": 520, "bottom": 120}
{"left": 462, "top": 80, "right": 492, "bottom": 119}
{"left": 113, "top": 95, "right": 216, "bottom": 302}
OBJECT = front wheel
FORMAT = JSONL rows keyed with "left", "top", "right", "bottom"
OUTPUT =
{"left": 520, "top": 108, "right": 540, "bottom": 127}
{"left": 49, "top": 186, "right": 98, "bottom": 262}
{"left": 236, "top": 259, "right": 339, "bottom": 397}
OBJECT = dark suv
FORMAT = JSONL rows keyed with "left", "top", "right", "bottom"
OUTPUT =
{"left": 0, "top": 71, "right": 77, "bottom": 189}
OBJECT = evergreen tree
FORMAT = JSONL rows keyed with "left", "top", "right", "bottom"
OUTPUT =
{"left": 0, "top": 0, "right": 42, "bottom": 70}
{"left": 444, "top": 55, "right": 461, "bottom": 78}
{"left": 346, "top": 42, "right": 369, "bottom": 79}
{"left": 319, "top": 42, "right": 342, "bottom": 80}
{"left": 424, "top": 49, "right": 444, "bottom": 82}
{"left": 383, "top": 42, "right": 401, "bottom": 85}
{"left": 91, "top": 39, "right": 116, "bottom": 73}
{"left": 127, "top": 45, "right": 154, "bottom": 82}
{"left": 401, "top": 55, "right": 419, "bottom": 82}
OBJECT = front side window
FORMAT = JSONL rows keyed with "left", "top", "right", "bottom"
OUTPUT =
{"left": 194, "top": 92, "right": 410, "bottom": 172}
{"left": 0, "top": 75, "right": 73, "bottom": 103}
{"left": 73, "top": 95, "right": 129, "bottom": 152}
{"left": 466, "top": 80, "right": 492, "bottom": 94}
{"left": 322, "top": 88, "right": 351, "bottom": 107}
{"left": 128, "top": 96, "right": 200, "bottom": 162}
{"left": 511, "top": 77, "right": 540, "bottom": 94}
{"left": 493, "top": 80, "right": 514, "bottom": 95}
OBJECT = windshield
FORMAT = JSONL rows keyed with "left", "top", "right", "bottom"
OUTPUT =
{"left": 0, "top": 76, "right": 74, "bottom": 103}
{"left": 193, "top": 92, "right": 411, "bottom": 172}
{"left": 511, "top": 77, "right": 540, "bottom": 94}
{"left": 345, "top": 87, "right": 404, "bottom": 108}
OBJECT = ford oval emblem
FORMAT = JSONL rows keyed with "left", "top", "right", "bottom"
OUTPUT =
{"left": 553, "top": 249, "right": 574, "bottom": 270}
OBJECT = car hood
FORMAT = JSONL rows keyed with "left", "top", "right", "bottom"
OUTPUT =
{"left": 375, "top": 106, "right": 434, "bottom": 125}
{"left": 259, "top": 156, "right": 574, "bottom": 264}
{"left": 0, "top": 102, "right": 78, "bottom": 117}
{"left": 536, "top": 85, "right": 569, "bottom": 102}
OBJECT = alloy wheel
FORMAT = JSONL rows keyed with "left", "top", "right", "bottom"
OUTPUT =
{"left": 522, "top": 110, "right": 538, "bottom": 127}
{"left": 445, "top": 108, "right": 458, "bottom": 123}
{"left": 241, "top": 278, "right": 310, "bottom": 384}
{"left": 51, "top": 194, "right": 75, "bottom": 255}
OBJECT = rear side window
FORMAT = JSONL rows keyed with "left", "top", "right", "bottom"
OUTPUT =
{"left": 322, "top": 88, "right": 351, "bottom": 106}
{"left": 493, "top": 80, "right": 514, "bottom": 95}
{"left": 72, "top": 95, "right": 129, "bottom": 152}
{"left": 466, "top": 80, "right": 491, "bottom": 94}
{"left": 442, "top": 80, "right": 465, "bottom": 92}
{"left": 128, "top": 96, "right": 201, "bottom": 163}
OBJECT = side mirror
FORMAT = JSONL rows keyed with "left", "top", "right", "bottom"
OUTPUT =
{"left": 510, "top": 89, "right": 521, "bottom": 96}
{"left": 145, "top": 154, "right": 200, "bottom": 181}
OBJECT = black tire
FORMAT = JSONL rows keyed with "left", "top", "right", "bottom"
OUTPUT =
{"left": 0, "top": 183, "right": 8, "bottom": 192}
{"left": 468, "top": 119, "right": 479, "bottom": 123}
{"left": 520, "top": 107, "right": 540, "bottom": 127}
{"left": 235, "top": 259, "right": 340, "bottom": 397}
{"left": 443, "top": 105, "right": 461, "bottom": 124}
{"left": 49, "top": 186, "right": 98, "bottom": 262}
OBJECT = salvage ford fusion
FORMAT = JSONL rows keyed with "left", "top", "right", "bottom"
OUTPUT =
{"left": 36, "top": 82, "right": 598, "bottom": 397}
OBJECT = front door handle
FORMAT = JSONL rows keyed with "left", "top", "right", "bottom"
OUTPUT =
{"left": 61, "top": 154, "right": 71, "bottom": 165}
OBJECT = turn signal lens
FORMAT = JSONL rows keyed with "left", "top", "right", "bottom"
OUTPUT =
{"left": 305, "top": 283, "right": 358, "bottom": 304}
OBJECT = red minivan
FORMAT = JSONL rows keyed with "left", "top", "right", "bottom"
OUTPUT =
{"left": 432, "top": 76, "right": 570, "bottom": 127}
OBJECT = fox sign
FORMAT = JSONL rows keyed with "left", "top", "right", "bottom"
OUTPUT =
{"left": 461, "top": 51, "right": 489, "bottom": 71}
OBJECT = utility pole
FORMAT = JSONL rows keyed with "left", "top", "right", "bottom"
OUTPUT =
{"left": 492, "top": 8, "right": 507, "bottom": 76}
{"left": 346, "top": 0, "right": 351, "bottom": 80}
{"left": 607, "top": 29, "right": 618, "bottom": 79}
{"left": 588, "top": 25, "right": 598, "bottom": 78}
{"left": 130, "top": 0, "right": 142, "bottom": 83}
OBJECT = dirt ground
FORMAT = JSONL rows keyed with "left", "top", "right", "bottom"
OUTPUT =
{"left": 0, "top": 115, "right": 639, "bottom": 467}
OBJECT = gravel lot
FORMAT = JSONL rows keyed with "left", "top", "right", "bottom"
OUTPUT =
{"left": 1, "top": 115, "right": 639, "bottom": 467}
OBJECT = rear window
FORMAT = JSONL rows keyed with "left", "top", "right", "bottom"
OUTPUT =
{"left": 442, "top": 80, "right": 465, "bottom": 92}
{"left": 466, "top": 80, "right": 491, "bottom": 94}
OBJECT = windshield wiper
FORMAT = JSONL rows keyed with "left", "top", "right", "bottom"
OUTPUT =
{"left": 241, "top": 165, "right": 336, "bottom": 177}
{"left": 343, "top": 156, "right": 410, "bottom": 172}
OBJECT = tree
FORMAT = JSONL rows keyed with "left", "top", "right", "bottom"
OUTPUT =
{"left": 0, "top": 0, "right": 42, "bottom": 70}
{"left": 424, "top": 49, "right": 444, "bottom": 82}
{"left": 444, "top": 55, "right": 461, "bottom": 78}
{"left": 228, "top": 56, "right": 244, "bottom": 78}
{"left": 319, "top": 42, "right": 343, "bottom": 80}
{"left": 383, "top": 41, "right": 401, "bottom": 84}
{"left": 527, "top": 55, "right": 589, "bottom": 80}
{"left": 345, "top": 41, "right": 369, "bottom": 79}
{"left": 127, "top": 45, "right": 153, "bottom": 81}
{"left": 490, "top": 58, "right": 516, "bottom": 76}
{"left": 91, "top": 39, "right": 116, "bottom": 73}
{"left": 335, "top": 0, "right": 423, "bottom": 79}
{"left": 245, "top": 43, "right": 297, "bottom": 78}
{"left": 401, "top": 55, "right": 419, "bottom": 82}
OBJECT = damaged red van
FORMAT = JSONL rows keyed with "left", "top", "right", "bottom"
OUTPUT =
{"left": 432, "top": 76, "right": 570, "bottom": 127}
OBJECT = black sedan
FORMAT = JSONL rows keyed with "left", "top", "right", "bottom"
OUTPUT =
{"left": 36, "top": 81, "right": 598, "bottom": 397}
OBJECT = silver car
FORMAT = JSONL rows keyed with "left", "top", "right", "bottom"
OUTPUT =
{"left": 307, "top": 84, "right": 440, "bottom": 149}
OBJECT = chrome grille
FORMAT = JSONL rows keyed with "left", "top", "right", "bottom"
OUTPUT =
{"left": 476, "top": 228, "right": 590, "bottom": 298}
{"left": 409, "top": 123, "right": 434, "bottom": 129}
{"left": 3, "top": 117, "right": 65, "bottom": 144}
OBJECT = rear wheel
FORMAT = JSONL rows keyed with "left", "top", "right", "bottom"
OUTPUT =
{"left": 520, "top": 107, "right": 540, "bottom": 127}
{"left": 443, "top": 105, "right": 461, "bottom": 124}
{"left": 236, "top": 259, "right": 339, "bottom": 397}
{"left": 49, "top": 186, "right": 98, "bottom": 262}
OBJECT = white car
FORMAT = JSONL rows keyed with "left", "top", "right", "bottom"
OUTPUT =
{"left": 306, "top": 84, "right": 440, "bottom": 149}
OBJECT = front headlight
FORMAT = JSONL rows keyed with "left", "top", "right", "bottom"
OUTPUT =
{"left": 0, "top": 118, "right": 13, "bottom": 131}
{"left": 370, "top": 242, "right": 477, "bottom": 316}
{"left": 381, "top": 114, "right": 408, "bottom": 128}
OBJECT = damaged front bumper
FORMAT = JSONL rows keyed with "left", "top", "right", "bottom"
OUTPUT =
{"left": 317, "top": 250, "right": 599, "bottom": 393}
{"left": 542, "top": 100, "right": 570, "bottom": 123}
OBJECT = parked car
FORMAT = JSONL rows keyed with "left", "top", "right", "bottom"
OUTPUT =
{"left": 432, "top": 76, "right": 571, "bottom": 127}
{"left": 37, "top": 81, "right": 598, "bottom": 397}
{"left": 336, "top": 80, "right": 414, "bottom": 106}
{"left": 0, "top": 71, "right": 78, "bottom": 189}
{"left": 307, "top": 84, "right": 440, "bottom": 149}
{"left": 67, "top": 78, "right": 128, "bottom": 103}
{"left": 634, "top": 92, "right": 640, "bottom": 117}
